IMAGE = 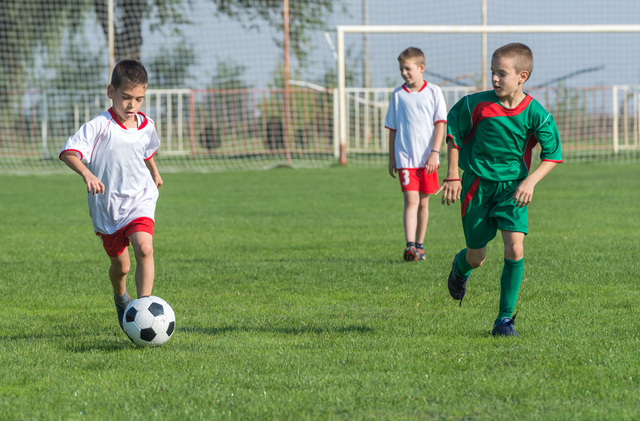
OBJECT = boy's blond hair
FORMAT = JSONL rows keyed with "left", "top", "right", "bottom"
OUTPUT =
{"left": 398, "top": 47, "right": 425, "bottom": 67}
{"left": 492, "top": 43, "right": 533, "bottom": 80}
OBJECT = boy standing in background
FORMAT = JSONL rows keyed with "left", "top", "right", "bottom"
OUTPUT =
{"left": 385, "top": 47, "right": 447, "bottom": 261}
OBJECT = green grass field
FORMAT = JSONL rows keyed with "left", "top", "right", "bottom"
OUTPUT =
{"left": 1, "top": 163, "right": 639, "bottom": 420}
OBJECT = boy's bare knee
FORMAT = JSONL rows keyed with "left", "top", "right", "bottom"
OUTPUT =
{"left": 111, "top": 261, "right": 130, "bottom": 277}
{"left": 134, "top": 242, "right": 154, "bottom": 260}
{"left": 466, "top": 249, "right": 486, "bottom": 268}
{"left": 505, "top": 244, "right": 524, "bottom": 260}
{"left": 468, "top": 256, "right": 485, "bottom": 268}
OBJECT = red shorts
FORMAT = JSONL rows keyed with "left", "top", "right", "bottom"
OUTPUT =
{"left": 96, "top": 217, "right": 155, "bottom": 257}
{"left": 398, "top": 168, "right": 439, "bottom": 194}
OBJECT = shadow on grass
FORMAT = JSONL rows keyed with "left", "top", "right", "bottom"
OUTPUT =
{"left": 178, "top": 324, "right": 375, "bottom": 336}
{"left": 3, "top": 331, "right": 132, "bottom": 353}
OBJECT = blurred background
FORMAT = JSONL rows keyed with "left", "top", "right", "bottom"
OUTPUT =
{"left": 1, "top": 0, "right": 639, "bottom": 173}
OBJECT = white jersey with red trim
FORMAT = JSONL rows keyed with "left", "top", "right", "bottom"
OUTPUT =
{"left": 384, "top": 81, "right": 447, "bottom": 168}
{"left": 59, "top": 108, "right": 161, "bottom": 235}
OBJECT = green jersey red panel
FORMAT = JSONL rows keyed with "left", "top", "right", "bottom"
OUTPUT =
{"left": 447, "top": 91, "right": 563, "bottom": 181}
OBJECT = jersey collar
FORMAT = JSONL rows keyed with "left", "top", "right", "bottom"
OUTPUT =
{"left": 402, "top": 80, "right": 428, "bottom": 93}
{"left": 108, "top": 108, "right": 149, "bottom": 130}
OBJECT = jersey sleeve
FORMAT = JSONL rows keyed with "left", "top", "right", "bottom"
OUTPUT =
{"left": 384, "top": 92, "right": 397, "bottom": 131}
{"left": 144, "top": 125, "right": 161, "bottom": 160}
{"left": 446, "top": 96, "right": 472, "bottom": 149}
{"left": 59, "top": 121, "right": 100, "bottom": 164}
{"left": 433, "top": 87, "right": 448, "bottom": 124}
{"left": 535, "top": 114, "right": 563, "bottom": 162}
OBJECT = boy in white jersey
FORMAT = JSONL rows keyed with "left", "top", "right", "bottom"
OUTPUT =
{"left": 59, "top": 60, "right": 163, "bottom": 332}
{"left": 385, "top": 47, "right": 447, "bottom": 261}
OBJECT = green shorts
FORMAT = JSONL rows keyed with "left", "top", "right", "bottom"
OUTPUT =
{"left": 460, "top": 172, "right": 528, "bottom": 249}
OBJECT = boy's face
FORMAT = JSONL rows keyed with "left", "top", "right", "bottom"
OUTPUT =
{"left": 491, "top": 56, "right": 529, "bottom": 99}
{"left": 399, "top": 58, "right": 425, "bottom": 87}
{"left": 107, "top": 82, "right": 147, "bottom": 125}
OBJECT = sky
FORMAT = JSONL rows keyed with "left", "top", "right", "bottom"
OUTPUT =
{"left": 141, "top": 0, "right": 640, "bottom": 90}
{"left": 71, "top": 0, "right": 640, "bottom": 90}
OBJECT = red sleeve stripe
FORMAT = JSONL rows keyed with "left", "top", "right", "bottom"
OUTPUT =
{"left": 59, "top": 149, "right": 83, "bottom": 161}
{"left": 434, "top": 119, "right": 447, "bottom": 124}
{"left": 385, "top": 126, "right": 397, "bottom": 131}
{"left": 446, "top": 134, "right": 460, "bottom": 149}
{"left": 144, "top": 150, "right": 157, "bottom": 161}
{"left": 542, "top": 159, "right": 563, "bottom": 163}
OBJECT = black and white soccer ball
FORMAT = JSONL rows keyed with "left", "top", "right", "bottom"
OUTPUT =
{"left": 123, "top": 296, "right": 175, "bottom": 347}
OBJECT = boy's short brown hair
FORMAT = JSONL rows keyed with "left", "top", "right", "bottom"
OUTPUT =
{"left": 492, "top": 43, "right": 533, "bottom": 78}
{"left": 398, "top": 47, "right": 425, "bottom": 67}
{"left": 110, "top": 60, "right": 148, "bottom": 89}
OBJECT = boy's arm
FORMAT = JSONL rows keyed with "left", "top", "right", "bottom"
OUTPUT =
{"left": 60, "top": 151, "right": 104, "bottom": 195}
{"left": 145, "top": 157, "right": 163, "bottom": 188}
{"left": 388, "top": 130, "right": 397, "bottom": 178}
{"left": 513, "top": 160, "right": 557, "bottom": 208}
{"left": 433, "top": 138, "right": 462, "bottom": 205}
{"left": 425, "top": 121, "right": 446, "bottom": 174}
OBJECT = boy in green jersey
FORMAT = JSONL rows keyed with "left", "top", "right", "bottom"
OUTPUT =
{"left": 435, "top": 43, "right": 563, "bottom": 337}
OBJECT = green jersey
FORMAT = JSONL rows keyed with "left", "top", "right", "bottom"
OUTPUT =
{"left": 447, "top": 91, "right": 563, "bottom": 181}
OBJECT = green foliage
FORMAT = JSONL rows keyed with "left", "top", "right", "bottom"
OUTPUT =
{"left": 212, "top": 0, "right": 344, "bottom": 68}
{"left": 0, "top": 1, "right": 86, "bottom": 91}
{"left": 1, "top": 163, "right": 639, "bottom": 419}
{"left": 147, "top": 41, "right": 197, "bottom": 88}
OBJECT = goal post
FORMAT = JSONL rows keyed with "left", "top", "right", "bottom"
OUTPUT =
{"left": 336, "top": 24, "right": 640, "bottom": 165}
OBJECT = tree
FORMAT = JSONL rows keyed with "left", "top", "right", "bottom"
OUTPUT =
{"left": 93, "top": 0, "right": 340, "bottom": 67}
{"left": 0, "top": 1, "right": 85, "bottom": 92}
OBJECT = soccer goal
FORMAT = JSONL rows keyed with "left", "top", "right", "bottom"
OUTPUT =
{"left": 335, "top": 24, "right": 640, "bottom": 166}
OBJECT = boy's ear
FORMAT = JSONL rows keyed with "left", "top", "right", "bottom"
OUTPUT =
{"left": 419, "top": 63, "right": 426, "bottom": 73}
{"left": 106, "top": 84, "right": 115, "bottom": 99}
{"left": 519, "top": 70, "right": 530, "bottom": 84}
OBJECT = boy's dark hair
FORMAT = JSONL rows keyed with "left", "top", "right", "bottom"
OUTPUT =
{"left": 492, "top": 43, "right": 533, "bottom": 79}
{"left": 398, "top": 47, "right": 425, "bottom": 67}
{"left": 110, "top": 60, "right": 148, "bottom": 89}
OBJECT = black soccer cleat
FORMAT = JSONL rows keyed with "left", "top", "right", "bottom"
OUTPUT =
{"left": 492, "top": 313, "right": 521, "bottom": 338}
{"left": 447, "top": 253, "right": 470, "bottom": 303}
{"left": 404, "top": 246, "right": 418, "bottom": 261}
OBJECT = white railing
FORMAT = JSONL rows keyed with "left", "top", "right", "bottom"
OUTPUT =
{"left": 612, "top": 85, "right": 640, "bottom": 152}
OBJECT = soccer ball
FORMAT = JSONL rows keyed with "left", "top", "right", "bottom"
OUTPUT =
{"left": 123, "top": 296, "right": 176, "bottom": 347}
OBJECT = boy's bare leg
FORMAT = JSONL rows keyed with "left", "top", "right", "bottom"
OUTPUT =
{"left": 403, "top": 190, "right": 420, "bottom": 243}
{"left": 109, "top": 252, "right": 131, "bottom": 296}
{"left": 502, "top": 230, "right": 524, "bottom": 260}
{"left": 129, "top": 231, "right": 154, "bottom": 298}
{"left": 465, "top": 247, "right": 487, "bottom": 268}
{"left": 415, "top": 193, "right": 430, "bottom": 244}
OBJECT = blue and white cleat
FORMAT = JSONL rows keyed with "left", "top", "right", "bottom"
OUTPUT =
{"left": 492, "top": 313, "right": 521, "bottom": 338}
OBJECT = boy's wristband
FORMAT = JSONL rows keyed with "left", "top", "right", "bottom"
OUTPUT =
{"left": 431, "top": 150, "right": 439, "bottom": 154}
{"left": 444, "top": 178, "right": 462, "bottom": 182}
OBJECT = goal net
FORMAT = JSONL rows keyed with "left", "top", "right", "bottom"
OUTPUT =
{"left": 1, "top": 0, "right": 639, "bottom": 175}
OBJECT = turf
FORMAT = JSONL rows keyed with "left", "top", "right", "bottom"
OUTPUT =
{"left": 1, "top": 163, "right": 639, "bottom": 420}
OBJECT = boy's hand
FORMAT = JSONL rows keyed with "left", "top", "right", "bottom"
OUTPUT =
{"left": 388, "top": 159, "right": 397, "bottom": 178}
{"left": 434, "top": 180, "right": 461, "bottom": 205}
{"left": 151, "top": 172, "right": 164, "bottom": 189}
{"left": 513, "top": 178, "right": 535, "bottom": 208}
{"left": 83, "top": 172, "right": 105, "bottom": 195}
{"left": 425, "top": 152, "right": 439, "bottom": 174}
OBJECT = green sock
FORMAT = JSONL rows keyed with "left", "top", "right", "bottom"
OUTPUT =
{"left": 496, "top": 257, "right": 524, "bottom": 322}
{"left": 454, "top": 248, "right": 473, "bottom": 278}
